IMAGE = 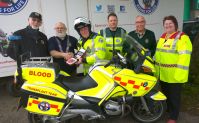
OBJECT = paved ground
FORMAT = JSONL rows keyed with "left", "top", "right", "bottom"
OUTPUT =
{"left": 0, "top": 82, "right": 199, "bottom": 123}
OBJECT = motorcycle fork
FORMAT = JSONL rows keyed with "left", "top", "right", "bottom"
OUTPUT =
{"left": 140, "top": 97, "right": 151, "bottom": 114}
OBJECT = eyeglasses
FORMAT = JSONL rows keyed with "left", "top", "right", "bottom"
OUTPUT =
{"left": 135, "top": 21, "right": 145, "bottom": 24}
{"left": 55, "top": 27, "right": 66, "bottom": 30}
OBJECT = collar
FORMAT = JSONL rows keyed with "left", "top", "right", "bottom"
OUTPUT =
{"left": 135, "top": 29, "right": 146, "bottom": 36}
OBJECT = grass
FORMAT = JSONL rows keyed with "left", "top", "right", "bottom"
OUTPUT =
{"left": 181, "top": 83, "right": 199, "bottom": 115}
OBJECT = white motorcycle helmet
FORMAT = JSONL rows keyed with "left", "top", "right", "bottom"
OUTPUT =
{"left": 74, "top": 17, "right": 91, "bottom": 33}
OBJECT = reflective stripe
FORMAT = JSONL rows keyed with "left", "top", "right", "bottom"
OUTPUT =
{"left": 156, "top": 48, "right": 177, "bottom": 54}
{"left": 156, "top": 48, "right": 192, "bottom": 55}
{"left": 93, "top": 54, "right": 99, "bottom": 60}
{"left": 178, "top": 50, "right": 192, "bottom": 55}
{"left": 106, "top": 44, "right": 122, "bottom": 47}
{"left": 172, "top": 32, "right": 181, "bottom": 50}
{"left": 155, "top": 62, "right": 189, "bottom": 70}
{"left": 177, "top": 65, "right": 189, "bottom": 70}
{"left": 95, "top": 48, "right": 106, "bottom": 51}
{"left": 103, "top": 29, "right": 106, "bottom": 39}
{"left": 55, "top": 36, "right": 70, "bottom": 52}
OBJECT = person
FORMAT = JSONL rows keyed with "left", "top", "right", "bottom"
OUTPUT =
{"left": 74, "top": 17, "right": 106, "bottom": 75}
{"left": 128, "top": 15, "right": 156, "bottom": 57}
{"left": 6, "top": 12, "right": 49, "bottom": 96}
{"left": 48, "top": 22, "right": 78, "bottom": 76}
{"left": 154, "top": 15, "right": 192, "bottom": 123}
{"left": 7, "top": 12, "right": 49, "bottom": 62}
{"left": 99, "top": 12, "right": 126, "bottom": 60}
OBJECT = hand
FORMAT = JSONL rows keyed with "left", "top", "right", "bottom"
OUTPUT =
{"left": 75, "top": 57, "right": 82, "bottom": 65}
{"left": 63, "top": 52, "right": 74, "bottom": 60}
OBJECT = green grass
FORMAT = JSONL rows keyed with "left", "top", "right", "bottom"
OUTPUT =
{"left": 181, "top": 83, "right": 199, "bottom": 115}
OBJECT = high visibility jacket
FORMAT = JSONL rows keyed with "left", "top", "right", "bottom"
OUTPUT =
{"left": 99, "top": 27, "right": 126, "bottom": 60}
{"left": 154, "top": 31, "right": 192, "bottom": 83}
{"left": 78, "top": 33, "right": 106, "bottom": 74}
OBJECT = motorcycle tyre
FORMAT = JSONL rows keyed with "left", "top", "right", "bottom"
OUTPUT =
{"left": 6, "top": 81, "right": 21, "bottom": 97}
{"left": 131, "top": 98, "right": 167, "bottom": 123}
{"left": 28, "top": 112, "right": 71, "bottom": 123}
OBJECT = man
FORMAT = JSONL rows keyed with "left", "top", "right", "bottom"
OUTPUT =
{"left": 74, "top": 17, "right": 106, "bottom": 75}
{"left": 6, "top": 12, "right": 49, "bottom": 97}
{"left": 48, "top": 22, "right": 78, "bottom": 76}
{"left": 128, "top": 15, "right": 156, "bottom": 57}
{"left": 99, "top": 13, "right": 126, "bottom": 60}
{"left": 7, "top": 12, "right": 49, "bottom": 61}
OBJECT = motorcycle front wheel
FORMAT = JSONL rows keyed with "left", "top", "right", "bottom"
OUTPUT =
{"left": 131, "top": 97, "right": 166, "bottom": 123}
{"left": 28, "top": 113, "right": 70, "bottom": 123}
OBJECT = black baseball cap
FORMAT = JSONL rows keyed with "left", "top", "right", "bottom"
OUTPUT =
{"left": 29, "top": 12, "right": 42, "bottom": 21}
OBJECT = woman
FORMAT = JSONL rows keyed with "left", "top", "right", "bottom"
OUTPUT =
{"left": 154, "top": 15, "right": 192, "bottom": 123}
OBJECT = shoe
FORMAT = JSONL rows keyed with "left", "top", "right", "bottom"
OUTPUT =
{"left": 167, "top": 119, "right": 176, "bottom": 123}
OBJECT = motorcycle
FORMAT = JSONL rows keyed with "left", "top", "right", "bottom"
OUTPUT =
{"left": 18, "top": 35, "right": 167, "bottom": 123}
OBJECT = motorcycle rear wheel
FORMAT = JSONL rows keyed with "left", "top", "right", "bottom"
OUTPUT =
{"left": 6, "top": 80, "right": 21, "bottom": 97}
{"left": 131, "top": 98, "right": 166, "bottom": 123}
{"left": 28, "top": 113, "right": 70, "bottom": 123}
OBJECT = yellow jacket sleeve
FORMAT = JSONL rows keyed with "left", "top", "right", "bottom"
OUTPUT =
{"left": 86, "top": 36, "right": 106, "bottom": 65}
{"left": 174, "top": 34, "right": 192, "bottom": 82}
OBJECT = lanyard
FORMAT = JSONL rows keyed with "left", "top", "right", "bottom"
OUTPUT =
{"left": 55, "top": 36, "right": 70, "bottom": 53}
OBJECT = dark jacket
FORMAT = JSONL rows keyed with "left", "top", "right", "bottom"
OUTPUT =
{"left": 48, "top": 35, "right": 78, "bottom": 75}
{"left": 7, "top": 26, "right": 49, "bottom": 61}
{"left": 128, "top": 29, "right": 156, "bottom": 57}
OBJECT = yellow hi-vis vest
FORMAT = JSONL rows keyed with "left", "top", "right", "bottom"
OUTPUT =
{"left": 78, "top": 34, "right": 106, "bottom": 74}
{"left": 154, "top": 31, "right": 192, "bottom": 83}
{"left": 99, "top": 27, "right": 126, "bottom": 60}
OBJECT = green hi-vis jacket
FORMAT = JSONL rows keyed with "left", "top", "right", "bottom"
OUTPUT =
{"left": 154, "top": 31, "right": 192, "bottom": 83}
{"left": 99, "top": 27, "right": 126, "bottom": 60}
{"left": 78, "top": 33, "right": 106, "bottom": 74}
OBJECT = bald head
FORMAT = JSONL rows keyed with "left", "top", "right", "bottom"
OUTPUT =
{"left": 135, "top": 15, "right": 146, "bottom": 33}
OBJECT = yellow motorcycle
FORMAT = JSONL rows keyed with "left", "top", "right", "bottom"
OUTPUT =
{"left": 18, "top": 35, "right": 167, "bottom": 123}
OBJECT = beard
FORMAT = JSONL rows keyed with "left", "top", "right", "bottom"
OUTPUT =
{"left": 31, "top": 25, "right": 39, "bottom": 30}
{"left": 56, "top": 32, "right": 66, "bottom": 39}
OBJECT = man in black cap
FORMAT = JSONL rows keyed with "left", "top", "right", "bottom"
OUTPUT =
{"left": 7, "top": 11, "right": 49, "bottom": 60}
{"left": 6, "top": 12, "right": 49, "bottom": 97}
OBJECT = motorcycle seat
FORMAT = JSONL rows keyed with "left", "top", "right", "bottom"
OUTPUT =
{"left": 59, "top": 75, "right": 98, "bottom": 92}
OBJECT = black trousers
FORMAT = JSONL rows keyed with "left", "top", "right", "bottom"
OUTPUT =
{"left": 160, "top": 81, "right": 182, "bottom": 120}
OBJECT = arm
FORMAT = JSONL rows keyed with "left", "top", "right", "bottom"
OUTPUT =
{"left": 174, "top": 34, "right": 192, "bottom": 82}
{"left": 7, "top": 31, "right": 22, "bottom": 60}
{"left": 50, "top": 50, "right": 73, "bottom": 60}
{"left": 85, "top": 36, "right": 106, "bottom": 65}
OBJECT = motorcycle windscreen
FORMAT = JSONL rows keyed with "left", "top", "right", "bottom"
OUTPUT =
{"left": 21, "top": 82, "right": 67, "bottom": 116}
{"left": 113, "top": 69, "right": 157, "bottom": 96}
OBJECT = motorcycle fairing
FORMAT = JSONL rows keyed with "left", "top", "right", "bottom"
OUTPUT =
{"left": 76, "top": 66, "right": 120, "bottom": 98}
{"left": 26, "top": 96, "right": 65, "bottom": 116}
{"left": 113, "top": 69, "right": 157, "bottom": 97}
{"left": 21, "top": 81, "right": 68, "bottom": 116}
{"left": 20, "top": 66, "right": 56, "bottom": 83}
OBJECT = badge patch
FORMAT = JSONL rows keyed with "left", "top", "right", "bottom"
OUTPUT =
{"left": 38, "top": 101, "right": 50, "bottom": 111}
{"left": 98, "top": 38, "right": 104, "bottom": 43}
{"left": 86, "top": 47, "right": 91, "bottom": 53}
{"left": 145, "top": 39, "right": 149, "bottom": 44}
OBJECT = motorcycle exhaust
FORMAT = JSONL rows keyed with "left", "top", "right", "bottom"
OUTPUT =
{"left": 65, "top": 109, "right": 103, "bottom": 120}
